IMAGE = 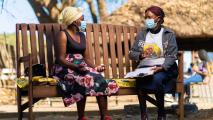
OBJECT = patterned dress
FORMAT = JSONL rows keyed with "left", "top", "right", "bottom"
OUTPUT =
{"left": 52, "top": 31, "right": 119, "bottom": 107}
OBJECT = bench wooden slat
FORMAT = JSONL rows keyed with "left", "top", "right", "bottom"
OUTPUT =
{"left": 37, "top": 24, "right": 46, "bottom": 65}
{"left": 108, "top": 25, "right": 117, "bottom": 78}
{"left": 16, "top": 24, "right": 21, "bottom": 77}
{"left": 45, "top": 24, "right": 54, "bottom": 76}
{"left": 86, "top": 24, "right": 94, "bottom": 61}
{"left": 93, "top": 24, "right": 101, "bottom": 65}
{"left": 101, "top": 24, "right": 110, "bottom": 78}
{"left": 115, "top": 25, "right": 124, "bottom": 78}
{"left": 123, "top": 26, "right": 131, "bottom": 73}
{"left": 52, "top": 24, "right": 61, "bottom": 62}
{"left": 16, "top": 24, "right": 23, "bottom": 119}
{"left": 52, "top": 24, "right": 61, "bottom": 39}
{"left": 29, "top": 24, "right": 38, "bottom": 64}
{"left": 21, "top": 24, "right": 29, "bottom": 68}
{"left": 129, "top": 27, "right": 137, "bottom": 70}
{"left": 33, "top": 86, "right": 137, "bottom": 98}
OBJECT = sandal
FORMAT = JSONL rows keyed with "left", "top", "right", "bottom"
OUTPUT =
{"left": 78, "top": 116, "right": 86, "bottom": 120}
{"left": 104, "top": 116, "right": 112, "bottom": 120}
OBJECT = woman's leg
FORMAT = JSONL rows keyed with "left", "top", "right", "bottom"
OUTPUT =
{"left": 137, "top": 90, "right": 148, "bottom": 119}
{"left": 184, "top": 74, "right": 203, "bottom": 96}
{"left": 155, "top": 90, "right": 165, "bottom": 118}
{"left": 77, "top": 96, "right": 87, "bottom": 119}
{"left": 96, "top": 96, "right": 110, "bottom": 120}
{"left": 152, "top": 72, "right": 168, "bottom": 118}
{"left": 184, "top": 74, "right": 203, "bottom": 85}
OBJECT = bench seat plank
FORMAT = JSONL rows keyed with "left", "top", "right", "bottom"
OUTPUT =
{"left": 32, "top": 85, "right": 137, "bottom": 98}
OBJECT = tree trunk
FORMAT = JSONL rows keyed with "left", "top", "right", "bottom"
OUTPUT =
{"left": 86, "top": 0, "right": 98, "bottom": 23}
{"left": 28, "top": 0, "right": 76, "bottom": 23}
{"left": 97, "top": 0, "right": 108, "bottom": 22}
{"left": 28, "top": 0, "right": 55, "bottom": 23}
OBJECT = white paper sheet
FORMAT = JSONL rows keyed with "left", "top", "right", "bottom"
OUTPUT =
{"left": 124, "top": 67, "right": 155, "bottom": 78}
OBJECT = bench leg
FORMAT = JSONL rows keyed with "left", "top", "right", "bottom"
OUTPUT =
{"left": 28, "top": 84, "right": 34, "bottom": 120}
{"left": 17, "top": 87, "right": 23, "bottom": 120}
{"left": 178, "top": 92, "right": 184, "bottom": 120}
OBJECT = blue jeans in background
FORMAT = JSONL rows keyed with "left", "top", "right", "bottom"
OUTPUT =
{"left": 184, "top": 74, "right": 203, "bottom": 96}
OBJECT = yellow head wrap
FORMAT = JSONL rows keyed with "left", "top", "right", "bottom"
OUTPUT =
{"left": 58, "top": 7, "right": 83, "bottom": 25}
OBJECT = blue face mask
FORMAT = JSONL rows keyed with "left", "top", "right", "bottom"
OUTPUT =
{"left": 79, "top": 21, "right": 87, "bottom": 31}
{"left": 145, "top": 19, "right": 157, "bottom": 29}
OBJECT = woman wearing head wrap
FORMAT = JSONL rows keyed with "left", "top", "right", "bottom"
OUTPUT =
{"left": 129, "top": 6, "right": 178, "bottom": 120}
{"left": 53, "top": 7, "right": 118, "bottom": 120}
{"left": 184, "top": 49, "right": 210, "bottom": 103}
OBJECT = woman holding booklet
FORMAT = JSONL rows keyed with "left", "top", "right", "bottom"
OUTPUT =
{"left": 129, "top": 6, "right": 178, "bottom": 120}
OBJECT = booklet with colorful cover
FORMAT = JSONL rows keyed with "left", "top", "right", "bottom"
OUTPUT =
{"left": 124, "top": 67, "right": 155, "bottom": 78}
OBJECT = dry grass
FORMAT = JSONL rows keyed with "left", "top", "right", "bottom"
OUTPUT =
{"left": 103, "top": 0, "right": 213, "bottom": 37}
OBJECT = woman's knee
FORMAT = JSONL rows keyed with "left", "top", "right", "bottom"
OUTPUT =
{"left": 153, "top": 72, "right": 167, "bottom": 85}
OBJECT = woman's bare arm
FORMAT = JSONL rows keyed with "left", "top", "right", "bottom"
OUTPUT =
{"left": 193, "top": 65, "right": 208, "bottom": 76}
{"left": 55, "top": 31, "right": 78, "bottom": 70}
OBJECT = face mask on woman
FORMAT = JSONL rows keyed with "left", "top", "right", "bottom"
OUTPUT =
{"left": 72, "top": 20, "right": 87, "bottom": 31}
{"left": 79, "top": 21, "right": 87, "bottom": 31}
{"left": 145, "top": 19, "right": 157, "bottom": 29}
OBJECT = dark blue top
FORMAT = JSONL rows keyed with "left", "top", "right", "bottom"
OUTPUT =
{"left": 64, "top": 30, "right": 86, "bottom": 54}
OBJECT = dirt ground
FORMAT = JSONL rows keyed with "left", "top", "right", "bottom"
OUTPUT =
{"left": 1, "top": 109, "right": 213, "bottom": 120}
{"left": 1, "top": 87, "right": 213, "bottom": 120}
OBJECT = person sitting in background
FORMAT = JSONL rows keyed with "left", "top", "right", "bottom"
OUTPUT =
{"left": 184, "top": 63, "right": 196, "bottom": 79}
{"left": 184, "top": 49, "right": 210, "bottom": 102}
{"left": 52, "top": 6, "right": 119, "bottom": 120}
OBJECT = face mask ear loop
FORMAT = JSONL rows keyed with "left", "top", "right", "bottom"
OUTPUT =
{"left": 155, "top": 16, "right": 162, "bottom": 25}
{"left": 79, "top": 21, "right": 87, "bottom": 32}
{"left": 71, "top": 21, "right": 80, "bottom": 32}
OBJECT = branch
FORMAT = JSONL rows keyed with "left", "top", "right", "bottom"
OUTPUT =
{"left": 86, "top": 0, "right": 98, "bottom": 23}
{"left": 97, "top": 0, "right": 108, "bottom": 22}
{"left": 28, "top": 0, "right": 55, "bottom": 23}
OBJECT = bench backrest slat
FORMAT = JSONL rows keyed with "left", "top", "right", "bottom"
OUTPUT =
{"left": 37, "top": 24, "right": 46, "bottom": 65}
{"left": 29, "top": 24, "right": 38, "bottom": 64}
{"left": 45, "top": 24, "right": 55, "bottom": 75}
{"left": 115, "top": 25, "right": 124, "bottom": 78}
{"left": 100, "top": 24, "right": 110, "bottom": 78}
{"left": 108, "top": 25, "right": 118, "bottom": 78}
{"left": 85, "top": 24, "right": 93, "bottom": 61}
{"left": 16, "top": 24, "right": 21, "bottom": 77}
{"left": 93, "top": 24, "right": 101, "bottom": 66}
{"left": 123, "top": 26, "right": 131, "bottom": 73}
{"left": 21, "top": 24, "right": 29, "bottom": 69}
{"left": 130, "top": 27, "right": 138, "bottom": 70}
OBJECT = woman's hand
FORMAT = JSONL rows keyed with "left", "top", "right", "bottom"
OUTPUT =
{"left": 152, "top": 66, "right": 163, "bottom": 73}
{"left": 141, "top": 46, "right": 154, "bottom": 58}
{"left": 75, "top": 64, "right": 87, "bottom": 74}
{"left": 140, "top": 50, "right": 152, "bottom": 59}
{"left": 95, "top": 64, "right": 105, "bottom": 72}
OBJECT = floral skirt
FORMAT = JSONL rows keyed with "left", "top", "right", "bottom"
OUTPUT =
{"left": 52, "top": 54, "right": 119, "bottom": 107}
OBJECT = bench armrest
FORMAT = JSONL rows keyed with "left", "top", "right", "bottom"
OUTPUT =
{"left": 17, "top": 54, "right": 33, "bottom": 82}
{"left": 18, "top": 54, "right": 31, "bottom": 63}
{"left": 18, "top": 54, "right": 35, "bottom": 63}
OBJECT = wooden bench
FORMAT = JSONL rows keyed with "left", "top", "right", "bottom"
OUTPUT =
{"left": 16, "top": 23, "right": 184, "bottom": 120}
